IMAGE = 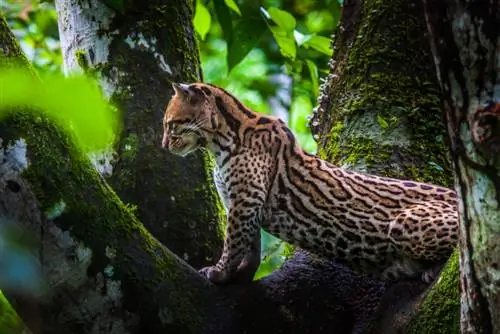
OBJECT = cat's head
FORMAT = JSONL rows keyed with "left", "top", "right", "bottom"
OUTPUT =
{"left": 162, "top": 83, "right": 218, "bottom": 156}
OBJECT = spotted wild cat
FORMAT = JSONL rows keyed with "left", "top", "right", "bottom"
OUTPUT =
{"left": 161, "top": 82, "right": 458, "bottom": 284}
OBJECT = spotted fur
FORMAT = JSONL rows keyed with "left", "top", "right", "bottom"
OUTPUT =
{"left": 162, "top": 82, "right": 458, "bottom": 284}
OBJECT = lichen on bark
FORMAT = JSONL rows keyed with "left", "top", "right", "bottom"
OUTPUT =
{"left": 423, "top": 1, "right": 500, "bottom": 332}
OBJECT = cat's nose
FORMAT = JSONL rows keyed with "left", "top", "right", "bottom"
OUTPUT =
{"left": 161, "top": 133, "right": 169, "bottom": 149}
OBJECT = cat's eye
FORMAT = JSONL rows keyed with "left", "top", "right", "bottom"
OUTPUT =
{"left": 167, "top": 123, "right": 179, "bottom": 135}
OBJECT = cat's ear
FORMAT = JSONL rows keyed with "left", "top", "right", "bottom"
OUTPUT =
{"left": 172, "top": 83, "right": 206, "bottom": 104}
{"left": 172, "top": 83, "right": 195, "bottom": 100}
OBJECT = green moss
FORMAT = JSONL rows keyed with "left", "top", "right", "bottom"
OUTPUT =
{"left": 318, "top": 0, "right": 452, "bottom": 186}
{"left": 201, "top": 151, "right": 226, "bottom": 238}
{"left": 324, "top": 121, "right": 344, "bottom": 161}
{"left": 75, "top": 49, "right": 88, "bottom": 70}
{"left": 73, "top": 49, "right": 108, "bottom": 78}
{"left": 342, "top": 137, "right": 375, "bottom": 167}
{"left": 0, "top": 16, "right": 38, "bottom": 78}
{"left": 406, "top": 251, "right": 460, "bottom": 333}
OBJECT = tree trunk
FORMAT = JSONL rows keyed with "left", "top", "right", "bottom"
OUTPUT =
{"left": 311, "top": 0, "right": 460, "bottom": 332}
{"left": 54, "top": 0, "right": 224, "bottom": 268}
{"left": 422, "top": 1, "right": 500, "bottom": 333}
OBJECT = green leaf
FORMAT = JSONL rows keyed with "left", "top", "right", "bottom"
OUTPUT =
{"left": 293, "top": 30, "right": 314, "bottom": 46}
{"left": 0, "top": 69, "right": 120, "bottom": 153}
{"left": 377, "top": 114, "right": 389, "bottom": 129}
{"left": 270, "top": 27, "right": 296, "bottom": 59}
{"left": 284, "top": 59, "right": 303, "bottom": 74}
{"left": 193, "top": 0, "right": 211, "bottom": 40}
{"left": 329, "top": 0, "right": 342, "bottom": 27}
{"left": 290, "top": 94, "right": 313, "bottom": 134}
{"left": 305, "top": 59, "right": 319, "bottom": 98}
{"left": 33, "top": 9, "right": 59, "bottom": 39}
{"left": 0, "top": 290, "right": 24, "bottom": 334}
{"left": 254, "top": 260, "right": 276, "bottom": 280}
{"left": 261, "top": 7, "right": 297, "bottom": 60}
{"left": 227, "top": 16, "right": 267, "bottom": 71}
{"left": 267, "top": 7, "right": 296, "bottom": 32}
{"left": 303, "top": 35, "right": 332, "bottom": 56}
{"left": 213, "top": 0, "right": 233, "bottom": 41}
{"left": 304, "top": 10, "right": 335, "bottom": 34}
{"left": 254, "top": 231, "right": 286, "bottom": 280}
{"left": 224, "top": 0, "right": 241, "bottom": 15}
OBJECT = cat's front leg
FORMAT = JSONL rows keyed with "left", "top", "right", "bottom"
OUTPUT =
{"left": 234, "top": 230, "right": 261, "bottom": 282}
{"left": 200, "top": 205, "right": 261, "bottom": 284}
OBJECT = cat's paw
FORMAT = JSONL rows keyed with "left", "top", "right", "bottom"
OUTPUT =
{"left": 199, "top": 265, "right": 230, "bottom": 284}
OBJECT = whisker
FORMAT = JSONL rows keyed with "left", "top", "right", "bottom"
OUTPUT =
{"left": 183, "top": 119, "right": 207, "bottom": 133}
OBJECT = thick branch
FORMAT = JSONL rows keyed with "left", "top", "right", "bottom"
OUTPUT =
{"left": 0, "top": 15, "right": 216, "bottom": 334}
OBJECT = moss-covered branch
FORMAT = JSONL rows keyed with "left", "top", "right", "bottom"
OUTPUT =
{"left": 1, "top": 14, "right": 216, "bottom": 333}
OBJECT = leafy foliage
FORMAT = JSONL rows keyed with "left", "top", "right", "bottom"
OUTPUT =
{"left": 196, "top": 0, "right": 340, "bottom": 155}
{"left": 2, "top": 0, "right": 61, "bottom": 73}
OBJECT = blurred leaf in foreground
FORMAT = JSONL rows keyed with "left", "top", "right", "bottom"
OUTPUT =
{"left": 0, "top": 68, "right": 120, "bottom": 153}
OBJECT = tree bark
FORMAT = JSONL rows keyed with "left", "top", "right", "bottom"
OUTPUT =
{"left": 54, "top": 0, "right": 224, "bottom": 269}
{"left": 422, "top": 1, "right": 500, "bottom": 333}
{"left": 312, "top": 0, "right": 460, "bottom": 332}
